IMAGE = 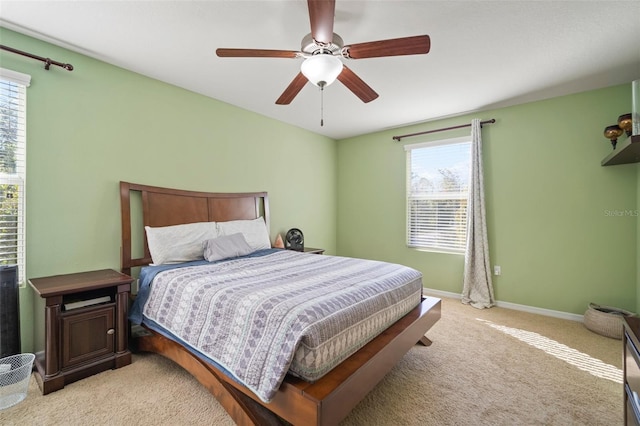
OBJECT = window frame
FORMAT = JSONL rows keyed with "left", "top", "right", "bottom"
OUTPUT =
{"left": 0, "top": 68, "right": 30, "bottom": 286}
{"left": 404, "top": 136, "right": 471, "bottom": 254}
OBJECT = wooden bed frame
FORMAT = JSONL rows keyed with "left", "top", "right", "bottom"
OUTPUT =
{"left": 120, "top": 181, "right": 441, "bottom": 426}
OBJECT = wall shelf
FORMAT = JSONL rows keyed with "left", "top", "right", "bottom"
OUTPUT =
{"left": 601, "top": 134, "right": 640, "bottom": 166}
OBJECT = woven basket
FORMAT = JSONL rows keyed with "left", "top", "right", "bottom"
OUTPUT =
{"left": 583, "top": 303, "right": 636, "bottom": 339}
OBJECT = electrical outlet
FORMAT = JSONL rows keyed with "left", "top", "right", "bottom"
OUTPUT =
{"left": 494, "top": 265, "right": 501, "bottom": 276}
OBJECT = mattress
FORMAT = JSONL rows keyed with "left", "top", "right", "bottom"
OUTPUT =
{"left": 130, "top": 249, "right": 423, "bottom": 402}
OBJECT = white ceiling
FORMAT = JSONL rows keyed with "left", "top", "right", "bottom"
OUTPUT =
{"left": 1, "top": 1, "right": 639, "bottom": 140}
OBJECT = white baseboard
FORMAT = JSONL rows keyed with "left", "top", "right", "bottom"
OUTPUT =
{"left": 422, "top": 288, "right": 584, "bottom": 322}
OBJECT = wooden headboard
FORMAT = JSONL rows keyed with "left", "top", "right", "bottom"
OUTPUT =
{"left": 119, "top": 181, "right": 269, "bottom": 275}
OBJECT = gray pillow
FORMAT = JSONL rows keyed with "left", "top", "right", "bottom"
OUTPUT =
{"left": 203, "top": 233, "right": 254, "bottom": 262}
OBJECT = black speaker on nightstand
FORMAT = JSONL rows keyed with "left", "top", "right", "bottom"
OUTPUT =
{"left": 0, "top": 265, "right": 20, "bottom": 357}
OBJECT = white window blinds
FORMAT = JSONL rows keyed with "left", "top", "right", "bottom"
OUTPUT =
{"left": 405, "top": 136, "right": 471, "bottom": 253}
{"left": 0, "top": 68, "right": 30, "bottom": 285}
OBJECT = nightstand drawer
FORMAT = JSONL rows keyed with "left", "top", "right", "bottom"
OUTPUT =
{"left": 302, "top": 247, "right": 325, "bottom": 254}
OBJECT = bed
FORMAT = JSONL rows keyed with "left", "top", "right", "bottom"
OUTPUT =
{"left": 120, "top": 181, "right": 441, "bottom": 425}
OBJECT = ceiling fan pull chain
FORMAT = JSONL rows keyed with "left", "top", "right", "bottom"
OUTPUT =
{"left": 320, "top": 83, "right": 325, "bottom": 127}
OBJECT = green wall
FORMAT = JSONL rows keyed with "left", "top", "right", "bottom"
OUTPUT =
{"left": 337, "top": 84, "right": 637, "bottom": 315}
{"left": 0, "top": 28, "right": 337, "bottom": 353}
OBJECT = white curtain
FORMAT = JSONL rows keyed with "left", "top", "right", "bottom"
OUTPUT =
{"left": 461, "top": 119, "right": 495, "bottom": 309}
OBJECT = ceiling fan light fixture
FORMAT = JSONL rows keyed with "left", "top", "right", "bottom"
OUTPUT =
{"left": 300, "top": 54, "right": 342, "bottom": 88}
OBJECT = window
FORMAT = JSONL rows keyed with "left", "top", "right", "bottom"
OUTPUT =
{"left": 0, "top": 68, "right": 30, "bottom": 286}
{"left": 405, "top": 136, "right": 471, "bottom": 253}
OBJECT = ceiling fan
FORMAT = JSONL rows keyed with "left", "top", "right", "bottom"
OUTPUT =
{"left": 216, "top": 0, "right": 431, "bottom": 105}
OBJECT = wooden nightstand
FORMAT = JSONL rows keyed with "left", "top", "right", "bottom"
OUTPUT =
{"left": 286, "top": 247, "right": 325, "bottom": 254}
{"left": 29, "top": 269, "right": 133, "bottom": 394}
{"left": 302, "top": 247, "right": 325, "bottom": 254}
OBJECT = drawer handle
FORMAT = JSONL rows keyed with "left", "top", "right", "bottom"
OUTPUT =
{"left": 106, "top": 329, "right": 115, "bottom": 335}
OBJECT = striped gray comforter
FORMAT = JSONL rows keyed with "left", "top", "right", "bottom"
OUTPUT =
{"left": 142, "top": 250, "right": 422, "bottom": 402}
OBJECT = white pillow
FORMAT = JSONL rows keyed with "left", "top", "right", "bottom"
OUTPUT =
{"left": 145, "top": 221, "right": 218, "bottom": 265}
{"left": 216, "top": 217, "right": 271, "bottom": 251}
{"left": 203, "top": 233, "right": 254, "bottom": 262}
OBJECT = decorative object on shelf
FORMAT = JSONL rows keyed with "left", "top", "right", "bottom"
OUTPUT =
{"left": 273, "top": 234, "right": 285, "bottom": 249}
{"left": 583, "top": 302, "right": 636, "bottom": 339}
{"left": 618, "top": 113, "right": 632, "bottom": 136}
{"left": 285, "top": 228, "right": 304, "bottom": 251}
{"left": 600, "top": 81, "right": 640, "bottom": 166}
{"left": 603, "top": 124, "right": 624, "bottom": 149}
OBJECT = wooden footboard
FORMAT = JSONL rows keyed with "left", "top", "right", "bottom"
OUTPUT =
{"left": 134, "top": 296, "right": 441, "bottom": 426}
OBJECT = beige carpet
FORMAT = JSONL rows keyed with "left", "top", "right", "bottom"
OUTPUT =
{"left": 1, "top": 297, "right": 622, "bottom": 425}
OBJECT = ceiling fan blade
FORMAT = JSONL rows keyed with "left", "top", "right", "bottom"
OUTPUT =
{"left": 216, "top": 48, "right": 300, "bottom": 58}
{"left": 336, "top": 65, "right": 379, "bottom": 103}
{"left": 276, "top": 73, "right": 309, "bottom": 105}
{"left": 307, "top": 0, "right": 335, "bottom": 44}
{"left": 345, "top": 35, "right": 431, "bottom": 59}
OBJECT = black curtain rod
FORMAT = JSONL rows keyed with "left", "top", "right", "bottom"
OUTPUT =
{"left": 392, "top": 118, "right": 496, "bottom": 141}
{"left": 0, "top": 45, "right": 74, "bottom": 71}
